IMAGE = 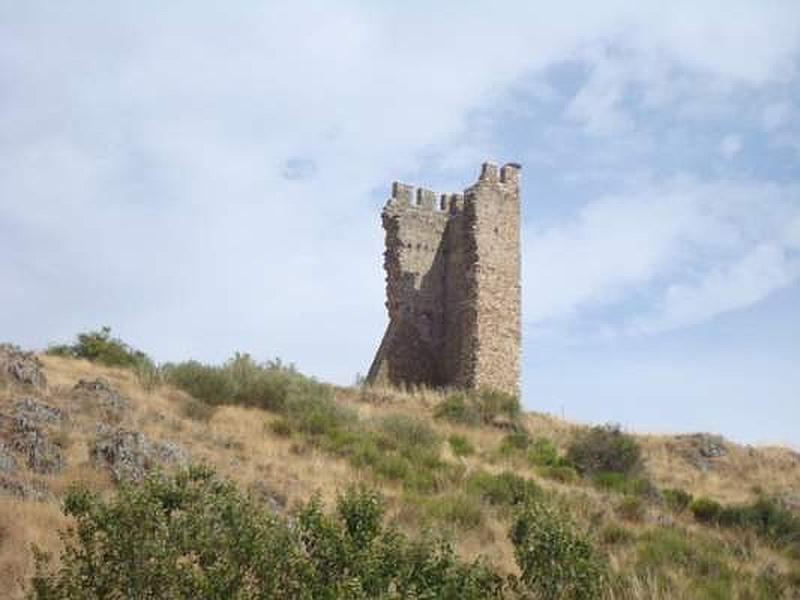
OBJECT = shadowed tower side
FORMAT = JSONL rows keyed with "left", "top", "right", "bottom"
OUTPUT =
{"left": 367, "top": 162, "right": 521, "bottom": 396}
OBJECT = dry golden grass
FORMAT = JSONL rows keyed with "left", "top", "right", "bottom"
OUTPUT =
{"left": 0, "top": 355, "right": 798, "bottom": 597}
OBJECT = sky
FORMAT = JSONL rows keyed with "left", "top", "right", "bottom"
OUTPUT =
{"left": 1, "top": 1, "right": 799, "bottom": 445}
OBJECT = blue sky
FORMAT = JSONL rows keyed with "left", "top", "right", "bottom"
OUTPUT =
{"left": 1, "top": 2, "right": 798, "bottom": 445}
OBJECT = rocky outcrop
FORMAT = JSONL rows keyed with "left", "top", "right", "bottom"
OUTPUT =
{"left": 675, "top": 433, "right": 729, "bottom": 472}
{"left": 0, "top": 399, "right": 67, "bottom": 476}
{"left": 71, "top": 378, "right": 129, "bottom": 423}
{"left": 0, "top": 344, "right": 47, "bottom": 389}
{"left": 90, "top": 425, "right": 188, "bottom": 482}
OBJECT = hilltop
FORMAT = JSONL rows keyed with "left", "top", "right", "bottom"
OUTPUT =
{"left": 1, "top": 332, "right": 799, "bottom": 598}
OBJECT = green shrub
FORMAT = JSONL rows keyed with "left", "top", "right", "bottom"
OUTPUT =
{"left": 377, "top": 414, "right": 440, "bottom": 452}
{"left": 31, "top": 466, "right": 310, "bottom": 598}
{"left": 467, "top": 471, "right": 542, "bottom": 508}
{"left": 164, "top": 353, "right": 330, "bottom": 413}
{"left": 498, "top": 430, "right": 532, "bottom": 455}
{"left": 663, "top": 488, "right": 693, "bottom": 513}
{"left": 426, "top": 493, "right": 485, "bottom": 531}
{"left": 636, "top": 527, "right": 735, "bottom": 596}
{"left": 690, "top": 496, "right": 800, "bottom": 553}
{"left": 511, "top": 501, "right": 607, "bottom": 599}
{"left": 527, "top": 437, "right": 561, "bottom": 467}
{"left": 269, "top": 417, "right": 293, "bottom": 437}
{"left": 691, "top": 497, "right": 724, "bottom": 523}
{"left": 593, "top": 472, "right": 653, "bottom": 496}
{"left": 434, "top": 392, "right": 481, "bottom": 426}
{"left": 566, "top": 424, "right": 642, "bottom": 476}
{"left": 475, "top": 388, "right": 521, "bottom": 422}
{"left": 448, "top": 434, "right": 475, "bottom": 456}
{"left": 48, "top": 326, "right": 153, "bottom": 370}
{"left": 31, "top": 468, "right": 505, "bottom": 599}
{"left": 434, "top": 389, "right": 521, "bottom": 427}
{"left": 164, "top": 359, "right": 236, "bottom": 405}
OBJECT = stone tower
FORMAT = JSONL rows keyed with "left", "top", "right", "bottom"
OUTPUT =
{"left": 367, "top": 161, "right": 521, "bottom": 396}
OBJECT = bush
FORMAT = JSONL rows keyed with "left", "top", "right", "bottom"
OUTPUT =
{"left": 434, "top": 392, "right": 481, "bottom": 426}
{"left": 448, "top": 434, "right": 475, "bottom": 456}
{"left": 467, "top": 471, "right": 542, "bottom": 508}
{"left": 434, "top": 389, "right": 521, "bottom": 427}
{"left": 566, "top": 424, "right": 642, "bottom": 476}
{"left": 691, "top": 497, "right": 723, "bottom": 523}
{"left": 527, "top": 437, "right": 561, "bottom": 467}
{"left": 511, "top": 501, "right": 607, "bottom": 599}
{"left": 663, "top": 488, "right": 693, "bottom": 513}
{"left": 593, "top": 472, "right": 653, "bottom": 497}
{"left": 498, "top": 430, "right": 532, "bottom": 456}
{"left": 689, "top": 496, "right": 800, "bottom": 553}
{"left": 48, "top": 326, "right": 153, "bottom": 370}
{"left": 164, "top": 353, "right": 330, "bottom": 413}
{"left": 31, "top": 468, "right": 505, "bottom": 599}
{"left": 425, "top": 493, "right": 485, "bottom": 531}
{"left": 31, "top": 466, "right": 309, "bottom": 598}
{"left": 636, "top": 527, "right": 735, "bottom": 595}
{"left": 377, "top": 414, "right": 440, "bottom": 452}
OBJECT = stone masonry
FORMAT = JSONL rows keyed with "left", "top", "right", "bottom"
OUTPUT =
{"left": 367, "top": 161, "right": 521, "bottom": 396}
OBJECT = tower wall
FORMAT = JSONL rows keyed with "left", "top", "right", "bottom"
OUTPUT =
{"left": 368, "top": 162, "right": 521, "bottom": 396}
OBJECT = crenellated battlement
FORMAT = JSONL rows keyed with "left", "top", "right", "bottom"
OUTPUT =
{"left": 369, "top": 161, "right": 522, "bottom": 396}
{"left": 388, "top": 161, "right": 518, "bottom": 216}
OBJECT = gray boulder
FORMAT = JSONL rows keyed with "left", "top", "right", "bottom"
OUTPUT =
{"left": 72, "top": 378, "right": 129, "bottom": 423}
{"left": 90, "top": 425, "right": 188, "bottom": 482}
{"left": 0, "top": 344, "right": 47, "bottom": 389}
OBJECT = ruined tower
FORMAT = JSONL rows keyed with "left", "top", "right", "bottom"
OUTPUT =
{"left": 367, "top": 161, "right": 521, "bottom": 396}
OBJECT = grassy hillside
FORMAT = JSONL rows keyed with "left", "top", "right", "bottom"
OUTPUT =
{"left": 1, "top": 334, "right": 799, "bottom": 598}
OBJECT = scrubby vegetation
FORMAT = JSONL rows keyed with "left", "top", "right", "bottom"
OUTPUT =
{"left": 511, "top": 501, "right": 607, "bottom": 599}
{"left": 31, "top": 468, "right": 505, "bottom": 599}
{"left": 47, "top": 326, "right": 153, "bottom": 370}
{"left": 566, "top": 424, "right": 643, "bottom": 477}
{"left": 433, "top": 389, "right": 520, "bottom": 426}
{"left": 3, "top": 330, "right": 800, "bottom": 599}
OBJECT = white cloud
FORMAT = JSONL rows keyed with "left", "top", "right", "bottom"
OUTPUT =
{"left": 524, "top": 179, "right": 800, "bottom": 334}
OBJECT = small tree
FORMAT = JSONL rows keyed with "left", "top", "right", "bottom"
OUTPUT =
{"left": 566, "top": 424, "right": 642, "bottom": 476}
{"left": 510, "top": 501, "right": 607, "bottom": 600}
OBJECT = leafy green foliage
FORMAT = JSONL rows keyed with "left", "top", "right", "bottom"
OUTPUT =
{"left": 434, "top": 389, "right": 520, "bottom": 427}
{"left": 527, "top": 437, "right": 562, "bottom": 467}
{"left": 448, "top": 434, "right": 475, "bottom": 456}
{"left": 48, "top": 326, "right": 153, "bottom": 370}
{"left": 593, "top": 472, "right": 654, "bottom": 497}
{"left": 498, "top": 430, "right": 532, "bottom": 456}
{"left": 164, "top": 353, "right": 329, "bottom": 412}
{"left": 566, "top": 424, "right": 642, "bottom": 476}
{"left": 663, "top": 488, "right": 694, "bottom": 513}
{"left": 467, "top": 471, "right": 542, "bottom": 508}
{"left": 31, "top": 466, "right": 309, "bottom": 599}
{"left": 690, "top": 497, "right": 724, "bottom": 523}
{"left": 691, "top": 496, "right": 800, "bottom": 553}
{"left": 510, "top": 501, "right": 607, "bottom": 599}
{"left": 31, "top": 469, "right": 505, "bottom": 599}
{"left": 635, "top": 527, "right": 736, "bottom": 598}
{"left": 424, "top": 493, "right": 486, "bottom": 531}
